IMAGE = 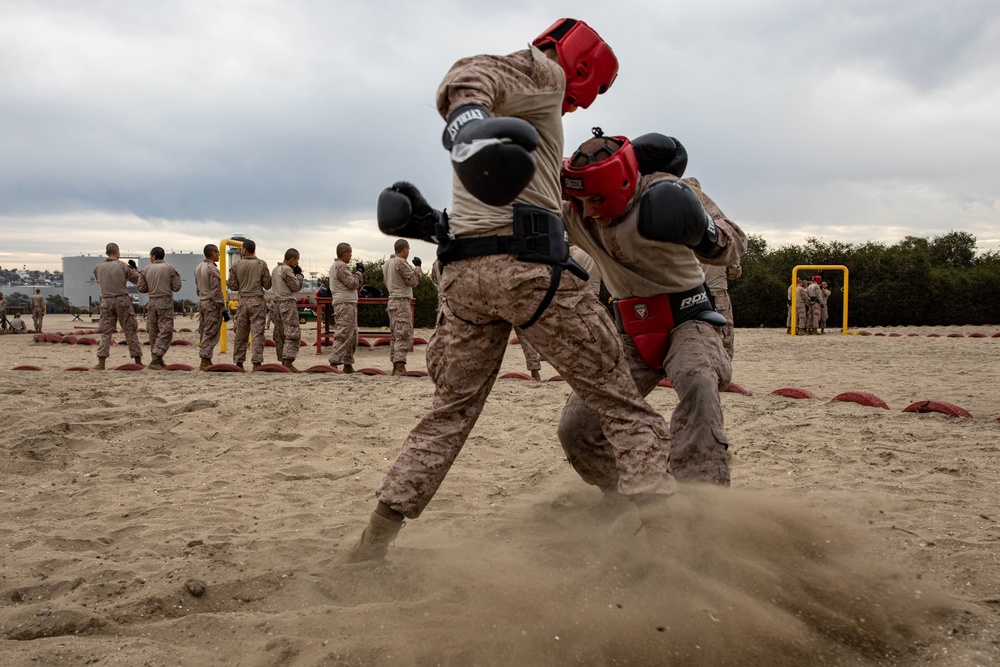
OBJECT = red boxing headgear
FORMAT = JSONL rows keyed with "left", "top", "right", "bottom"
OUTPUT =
{"left": 813, "top": 276, "right": 822, "bottom": 284}
{"left": 561, "top": 128, "right": 638, "bottom": 220}
{"left": 533, "top": 18, "right": 618, "bottom": 115}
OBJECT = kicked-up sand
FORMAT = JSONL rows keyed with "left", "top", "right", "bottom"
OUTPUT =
{"left": 0, "top": 315, "right": 998, "bottom": 665}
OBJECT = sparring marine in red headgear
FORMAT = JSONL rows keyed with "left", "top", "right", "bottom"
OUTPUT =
{"left": 533, "top": 19, "right": 619, "bottom": 115}
{"left": 561, "top": 128, "right": 639, "bottom": 221}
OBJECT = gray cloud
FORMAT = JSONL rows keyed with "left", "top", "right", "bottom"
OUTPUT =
{"left": 1, "top": 0, "right": 998, "bottom": 272}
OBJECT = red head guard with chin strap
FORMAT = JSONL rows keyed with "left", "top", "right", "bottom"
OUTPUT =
{"left": 561, "top": 128, "right": 639, "bottom": 220}
{"left": 533, "top": 18, "right": 619, "bottom": 115}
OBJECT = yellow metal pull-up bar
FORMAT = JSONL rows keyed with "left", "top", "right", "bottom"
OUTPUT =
{"left": 790, "top": 265, "right": 849, "bottom": 336}
{"left": 219, "top": 238, "right": 244, "bottom": 353}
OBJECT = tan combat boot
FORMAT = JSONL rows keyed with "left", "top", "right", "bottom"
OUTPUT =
{"left": 148, "top": 355, "right": 165, "bottom": 370}
{"left": 133, "top": 356, "right": 142, "bottom": 365}
{"left": 633, "top": 493, "right": 674, "bottom": 554}
{"left": 531, "top": 370, "right": 542, "bottom": 382}
{"left": 391, "top": 361, "right": 407, "bottom": 376}
{"left": 92, "top": 357, "right": 106, "bottom": 371}
{"left": 282, "top": 359, "right": 301, "bottom": 373}
{"left": 199, "top": 358, "right": 212, "bottom": 371}
{"left": 252, "top": 362, "right": 261, "bottom": 371}
{"left": 338, "top": 507, "right": 405, "bottom": 564}
{"left": 589, "top": 490, "right": 631, "bottom": 521}
{"left": 342, "top": 364, "right": 355, "bottom": 374}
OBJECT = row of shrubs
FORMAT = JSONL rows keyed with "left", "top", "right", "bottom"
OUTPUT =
{"left": 730, "top": 231, "right": 1000, "bottom": 327}
{"left": 320, "top": 230, "right": 1000, "bottom": 330}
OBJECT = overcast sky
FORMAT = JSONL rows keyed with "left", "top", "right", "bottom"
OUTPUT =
{"left": 2, "top": 0, "right": 998, "bottom": 273}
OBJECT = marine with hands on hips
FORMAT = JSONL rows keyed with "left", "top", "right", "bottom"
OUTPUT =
{"left": 557, "top": 128, "right": 748, "bottom": 492}
{"left": 342, "top": 18, "right": 678, "bottom": 563}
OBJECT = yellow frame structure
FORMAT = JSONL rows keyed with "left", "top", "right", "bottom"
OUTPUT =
{"left": 790, "top": 264, "right": 849, "bottom": 336}
{"left": 219, "top": 238, "right": 244, "bottom": 353}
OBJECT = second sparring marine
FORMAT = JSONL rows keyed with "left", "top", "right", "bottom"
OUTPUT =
{"left": 558, "top": 129, "right": 748, "bottom": 488}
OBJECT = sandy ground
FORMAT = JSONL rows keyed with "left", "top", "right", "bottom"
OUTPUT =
{"left": 1, "top": 314, "right": 998, "bottom": 666}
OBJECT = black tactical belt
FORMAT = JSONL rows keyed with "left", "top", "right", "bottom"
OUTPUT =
{"left": 436, "top": 205, "right": 587, "bottom": 329}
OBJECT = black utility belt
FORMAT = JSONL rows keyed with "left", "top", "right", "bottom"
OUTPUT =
{"left": 435, "top": 204, "right": 588, "bottom": 328}
{"left": 437, "top": 204, "right": 578, "bottom": 270}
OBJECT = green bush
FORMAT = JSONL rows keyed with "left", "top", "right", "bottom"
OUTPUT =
{"left": 729, "top": 231, "right": 1000, "bottom": 327}
{"left": 354, "top": 258, "right": 439, "bottom": 329}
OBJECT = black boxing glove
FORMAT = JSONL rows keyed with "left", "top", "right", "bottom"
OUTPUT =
{"left": 128, "top": 259, "right": 138, "bottom": 269}
{"left": 292, "top": 265, "right": 302, "bottom": 275}
{"left": 632, "top": 133, "right": 688, "bottom": 178}
{"left": 377, "top": 181, "right": 441, "bottom": 243}
{"left": 412, "top": 257, "right": 422, "bottom": 267}
{"left": 355, "top": 262, "right": 365, "bottom": 274}
{"left": 636, "top": 179, "right": 718, "bottom": 256}
{"left": 442, "top": 103, "right": 539, "bottom": 207}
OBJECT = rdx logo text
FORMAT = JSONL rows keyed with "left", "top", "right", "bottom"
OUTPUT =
{"left": 679, "top": 293, "right": 708, "bottom": 310}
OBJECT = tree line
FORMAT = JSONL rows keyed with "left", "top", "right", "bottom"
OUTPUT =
{"left": 314, "top": 231, "right": 999, "bottom": 330}
{"left": 729, "top": 231, "right": 1000, "bottom": 327}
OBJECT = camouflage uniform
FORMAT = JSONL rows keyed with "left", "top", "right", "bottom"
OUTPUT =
{"left": 0, "top": 295, "right": 8, "bottom": 331}
{"left": 516, "top": 247, "right": 600, "bottom": 374}
{"left": 93, "top": 258, "right": 142, "bottom": 359}
{"left": 228, "top": 255, "right": 271, "bottom": 365}
{"left": 570, "top": 245, "right": 602, "bottom": 296}
{"left": 30, "top": 293, "right": 45, "bottom": 332}
{"left": 820, "top": 286, "right": 832, "bottom": 330}
{"left": 271, "top": 263, "right": 305, "bottom": 362}
{"left": 786, "top": 284, "right": 793, "bottom": 328}
{"left": 430, "top": 260, "right": 443, "bottom": 308}
{"left": 806, "top": 281, "right": 823, "bottom": 330}
{"left": 382, "top": 255, "right": 422, "bottom": 364}
{"left": 265, "top": 297, "right": 275, "bottom": 330}
{"left": 328, "top": 259, "right": 362, "bottom": 366}
{"left": 562, "top": 173, "right": 747, "bottom": 486}
{"left": 137, "top": 260, "right": 182, "bottom": 357}
{"left": 517, "top": 328, "right": 542, "bottom": 372}
{"left": 195, "top": 258, "right": 224, "bottom": 360}
{"left": 376, "top": 47, "right": 673, "bottom": 519}
{"left": 685, "top": 178, "right": 743, "bottom": 361}
{"left": 796, "top": 284, "right": 808, "bottom": 331}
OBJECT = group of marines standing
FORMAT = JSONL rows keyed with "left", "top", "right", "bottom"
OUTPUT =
{"left": 88, "top": 238, "right": 422, "bottom": 373}
{"left": 787, "top": 276, "right": 832, "bottom": 335}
